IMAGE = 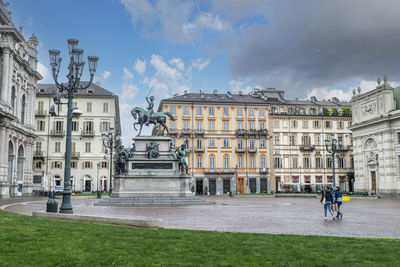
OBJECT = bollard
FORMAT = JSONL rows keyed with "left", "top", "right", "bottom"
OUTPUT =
{"left": 229, "top": 191, "right": 233, "bottom": 197}
{"left": 46, "top": 191, "right": 58, "bottom": 213}
{"left": 97, "top": 190, "right": 102, "bottom": 199}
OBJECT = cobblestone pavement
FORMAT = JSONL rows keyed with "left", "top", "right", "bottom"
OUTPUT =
{"left": 2, "top": 196, "right": 400, "bottom": 238}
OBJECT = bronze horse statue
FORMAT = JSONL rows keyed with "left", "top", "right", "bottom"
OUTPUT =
{"left": 131, "top": 107, "right": 174, "bottom": 136}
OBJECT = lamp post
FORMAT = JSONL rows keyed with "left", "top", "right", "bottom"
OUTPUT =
{"left": 49, "top": 39, "right": 98, "bottom": 213}
{"left": 102, "top": 128, "right": 115, "bottom": 196}
{"left": 325, "top": 134, "right": 342, "bottom": 189}
{"left": 96, "top": 162, "right": 101, "bottom": 198}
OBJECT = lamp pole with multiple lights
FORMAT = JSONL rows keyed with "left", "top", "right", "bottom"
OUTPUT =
{"left": 324, "top": 134, "right": 342, "bottom": 189}
{"left": 102, "top": 128, "right": 115, "bottom": 196}
{"left": 49, "top": 39, "right": 98, "bottom": 213}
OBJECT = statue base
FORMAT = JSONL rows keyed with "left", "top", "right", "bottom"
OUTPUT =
{"left": 96, "top": 136, "right": 212, "bottom": 206}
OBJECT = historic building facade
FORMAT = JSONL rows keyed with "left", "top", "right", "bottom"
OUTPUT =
{"left": 350, "top": 77, "right": 400, "bottom": 197}
{"left": 0, "top": 2, "right": 42, "bottom": 197}
{"left": 159, "top": 88, "right": 353, "bottom": 195}
{"left": 33, "top": 83, "right": 121, "bottom": 193}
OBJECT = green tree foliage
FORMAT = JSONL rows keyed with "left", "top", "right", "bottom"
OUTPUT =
{"left": 323, "top": 107, "right": 330, "bottom": 116}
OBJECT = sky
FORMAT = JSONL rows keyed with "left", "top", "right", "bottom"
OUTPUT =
{"left": 9, "top": 0, "right": 400, "bottom": 144}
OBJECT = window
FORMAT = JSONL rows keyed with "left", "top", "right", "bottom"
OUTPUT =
{"left": 84, "top": 161, "right": 93, "bottom": 168}
{"left": 223, "top": 121, "right": 229, "bottom": 131}
{"left": 338, "top": 158, "right": 345, "bottom": 168}
{"left": 289, "top": 135, "right": 296, "bottom": 145}
{"left": 55, "top": 142, "right": 61, "bottom": 153}
{"left": 11, "top": 87, "right": 16, "bottom": 108}
{"left": 223, "top": 157, "right": 229, "bottom": 170}
{"left": 327, "top": 158, "right": 333, "bottom": 168}
{"left": 38, "top": 101, "right": 44, "bottom": 111}
{"left": 261, "top": 157, "right": 266, "bottom": 169}
{"left": 209, "top": 138, "right": 215, "bottom": 147}
{"left": 102, "top": 122, "right": 109, "bottom": 132}
{"left": 315, "top": 135, "right": 320, "bottom": 145}
{"left": 237, "top": 107, "right": 243, "bottom": 117}
{"left": 260, "top": 139, "right": 265, "bottom": 148}
{"left": 184, "top": 138, "right": 189, "bottom": 149}
{"left": 304, "top": 157, "right": 311, "bottom": 168}
{"left": 197, "top": 138, "right": 202, "bottom": 150}
{"left": 35, "top": 161, "right": 42, "bottom": 169}
{"left": 238, "top": 139, "right": 243, "bottom": 150}
{"left": 299, "top": 108, "right": 305, "bottom": 115}
{"left": 85, "top": 142, "right": 91, "bottom": 153}
{"left": 37, "top": 120, "right": 45, "bottom": 131}
{"left": 292, "top": 120, "right": 297, "bottom": 128}
{"left": 316, "top": 158, "right": 322, "bottom": 169}
{"left": 86, "top": 102, "right": 92, "bottom": 113}
{"left": 325, "top": 121, "right": 331, "bottom": 128}
{"left": 249, "top": 108, "right": 254, "bottom": 118}
{"left": 223, "top": 138, "right": 229, "bottom": 147}
{"left": 249, "top": 122, "right": 254, "bottom": 130}
{"left": 170, "top": 121, "right": 176, "bottom": 130}
{"left": 274, "top": 120, "right": 279, "bottom": 128}
{"left": 73, "top": 102, "right": 78, "bottom": 109}
{"left": 274, "top": 136, "right": 280, "bottom": 145}
{"left": 197, "top": 121, "right": 202, "bottom": 131}
{"left": 314, "top": 120, "right": 320, "bottom": 128}
{"left": 196, "top": 106, "right": 202, "bottom": 116}
{"left": 84, "top": 121, "right": 93, "bottom": 132}
{"left": 338, "top": 121, "right": 344, "bottom": 129}
{"left": 292, "top": 157, "right": 298, "bottom": 168}
{"left": 249, "top": 139, "right": 255, "bottom": 150}
{"left": 55, "top": 121, "right": 63, "bottom": 131}
{"left": 71, "top": 142, "right": 76, "bottom": 153}
{"left": 101, "top": 162, "right": 108, "bottom": 168}
{"left": 223, "top": 107, "right": 228, "bottom": 117}
{"left": 209, "top": 121, "right": 214, "bottom": 130}
{"left": 71, "top": 161, "right": 77, "bottom": 168}
{"left": 274, "top": 157, "right": 282, "bottom": 168}
{"left": 260, "top": 108, "right": 265, "bottom": 118}
{"left": 183, "top": 106, "right": 189, "bottom": 117}
{"left": 170, "top": 105, "right": 176, "bottom": 116}
{"left": 183, "top": 121, "right": 189, "bottom": 131}
{"left": 209, "top": 107, "right": 214, "bottom": 117}
{"left": 310, "top": 108, "right": 316, "bottom": 115}
{"left": 302, "top": 135, "right": 311, "bottom": 146}
{"left": 238, "top": 157, "right": 243, "bottom": 168}
{"left": 250, "top": 157, "right": 255, "bottom": 168}
{"left": 171, "top": 138, "right": 176, "bottom": 147}
{"left": 21, "top": 95, "right": 26, "bottom": 124}
{"left": 302, "top": 121, "right": 309, "bottom": 129}
{"left": 238, "top": 122, "right": 243, "bottom": 129}
{"left": 209, "top": 157, "right": 215, "bottom": 170}
{"left": 72, "top": 121, "right": 78, "bottom": 131}
{"left": 35, "top": 142, "right": 42, "bottom": 152}
{"left": 197, "top": 157, "right": 202, "bottom": 168}
{"left": 260, "top": 122, "right": 265, "bottom": 129}
{"left": 103, "top": 102, "right": 109, "bottom": 113}
{"left": 54, "top": 161, "right": 62, "bottom": 168}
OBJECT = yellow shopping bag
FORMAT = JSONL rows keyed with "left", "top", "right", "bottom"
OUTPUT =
{"left": 342, "top": 196, "right": 350, "bottom": 201}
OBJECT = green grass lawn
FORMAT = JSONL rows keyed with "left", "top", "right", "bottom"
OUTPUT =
{"left": 0, "top": 210, "right": 399, "bottom": 266}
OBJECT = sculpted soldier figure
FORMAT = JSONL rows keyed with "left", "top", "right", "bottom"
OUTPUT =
{"left": 146, "top": 141, "right": 160, "bottom": 159}
{"left": 173, "top": 144, "right": 189, "bottom": 175}
{"left": 115, "top": 145, "right": 129, "bottom": 174}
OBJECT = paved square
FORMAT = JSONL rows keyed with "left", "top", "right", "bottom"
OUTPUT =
{"left": 2, "top": 196, "right": 399, "bottom": 238}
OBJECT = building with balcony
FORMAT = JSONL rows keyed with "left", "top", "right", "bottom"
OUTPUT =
{"left": 33, "top": 83, "right": 121, "bottom": 193}
{"left": 0, "top": 3, "right": 42, "bottom": 197}
{"left": 158, "top": 88, "right": 354, "bottom": 195}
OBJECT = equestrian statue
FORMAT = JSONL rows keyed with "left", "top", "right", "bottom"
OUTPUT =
{"left": 131, "top": 95, "right": 175, "bottom": 136}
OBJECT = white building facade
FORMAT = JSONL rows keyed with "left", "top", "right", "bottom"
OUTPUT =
{"left": 0, "top": 2, "right": 42, "bottom": 198}
{"left": 33, "top": 83, "right": 121, "bottom": 193}
{"left": 350, "top": 78, "right": 400, "bottom": 197}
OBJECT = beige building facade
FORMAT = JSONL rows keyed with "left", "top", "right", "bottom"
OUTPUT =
{"left": 0, "top": 2, "right": 42, "bottom": 197}
{"left": 34, "top": 83, "right": 120, "bottom": 193}
{"left": 159, "top": 88, "right": 353, "bottom": 195}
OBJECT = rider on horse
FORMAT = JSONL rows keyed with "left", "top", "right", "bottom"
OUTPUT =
{"left": 145, "top": 96, "right": 155, "bottom": 126}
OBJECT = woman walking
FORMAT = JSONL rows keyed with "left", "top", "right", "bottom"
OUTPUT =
{"left": 334, "top": 186, "right": 343, "bottom": 219}
{"left": 320, "top": 185, "right": 334, "bottom": 219}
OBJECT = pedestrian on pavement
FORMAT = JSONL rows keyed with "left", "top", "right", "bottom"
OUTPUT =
{"left": 334, "top": 186, "right": 343, "bottom": 219}
{"left": 320, "top": 185, "right": 334, "bottom": 219}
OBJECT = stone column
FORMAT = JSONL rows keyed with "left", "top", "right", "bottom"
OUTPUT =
{"left": 1, "top": 48, "right": 10, "bottom": 102}
{"left": 0, "top": 127, "right": 6, "bottom": 182}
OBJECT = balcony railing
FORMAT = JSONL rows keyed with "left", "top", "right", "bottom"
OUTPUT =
{"left": 235, "top": 147, "right": 245, "bottom": 153}
{"left": 338, "top": 145, "right": 352, "bottom": 151}
{"left": 50, "top": 130, "right": 65, "bottom": 137}
{"left": 300, "top": 144, "right": 315, "bottom": 151}
{"left": 33, "top": 151, "right": 45, "bottom": 158}
{"left": 169, "top": 128, "right": 178, "bottom": 136}
{"left": 195, "top": 147, "right": 204, "bottom": 153}
{"left": 35, "top": 110, "right": 47, "bottom": 116}
{"left": 204, "top": 168, "right": 235, "bottom": 174}
{"left": 71, "top": 152, "right": 80, "bottom": 159}
{"left": 248, "top": 129, "right": 257, "bottom": 136}
{"left": 81, "top": 130, "right": 95, "bottom": 137}
{"left": 247, "top": 147, "right": 257, "bottom": 153}
{"left": 259, "top": 167, "right": 269, "bottom": 174}
{"left": 258, "top": 129, "right": 269, "bottom": 136}
{"left": 194, "top": 129, "right": 204, "bottom": 136}
{"left": 181, "top": 129, "right": 191, "bottom": 136}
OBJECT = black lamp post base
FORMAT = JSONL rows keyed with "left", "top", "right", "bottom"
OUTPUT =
{"left": 59, "top": 192, "right": 73, "bottom": 214}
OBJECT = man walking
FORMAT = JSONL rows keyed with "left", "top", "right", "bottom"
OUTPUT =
{"left": 334, "top": 186, "right": 343, "bottom": 219}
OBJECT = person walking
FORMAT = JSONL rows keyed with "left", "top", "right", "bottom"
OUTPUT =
{"left": 334, "top": 186, "right": 343, "bottom": 219}
{"left": 320, "top": 185, "right": 334, "bottom": 219}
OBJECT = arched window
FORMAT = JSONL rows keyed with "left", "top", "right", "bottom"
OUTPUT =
{"left": 21, "top": 94, "right": 26, "bottom": 124}
{"left": 11, "top": 86, "right": 16, "bottom": 108}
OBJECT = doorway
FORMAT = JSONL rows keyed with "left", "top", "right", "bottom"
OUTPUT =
{"left": 196, "top": 179, "right": 203, "bottom": 195}
{"left": 249, "top": 178, "right": 256, "bottom": 193}
{"left": 237, "top": 177, "right": 245, "bottom": 194}
{"left": 223, "top": 179, "right": 231, "bottom": 193}
{"left": 371, "top": 171, "right": 376, "bottom": 195}
{"left": 85, "top": 180, "right": 92, "bottom": 192}
{"left": 209, "top": 179, "right": 216, "bottom": 195}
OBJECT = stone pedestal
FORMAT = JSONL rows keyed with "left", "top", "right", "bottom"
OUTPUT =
{"left": 96, "top": 136, "right": 211, "bottom": 206}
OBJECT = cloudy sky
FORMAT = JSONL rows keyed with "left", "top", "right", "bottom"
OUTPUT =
{"left": 10, "top": 0, "right": 400, "bottom": 144}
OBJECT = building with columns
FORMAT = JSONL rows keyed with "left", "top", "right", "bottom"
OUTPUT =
{"left": 350, "top": 77, "right": 400, "bottom": 197}
{"left": 0, "top": 2, "right": 42, "bottom": 197}
{"left": 34, "top": 83, "right": 121, "bottom": 193}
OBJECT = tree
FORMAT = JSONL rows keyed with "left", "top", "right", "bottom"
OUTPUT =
{"left": 341, "top": 107, "right": 351, "bottom": 115}
{"left": 332, "top": 107, "right": 338, "bottom": 115}
{"left": 323, "top": 107, "right": 330, "bottom": 116}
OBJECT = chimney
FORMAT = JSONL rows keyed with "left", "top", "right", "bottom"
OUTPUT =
{"left": 238, "top": 91, "right": 243, "bottom": 95}
{"left": 310, "top": 96, "right": 317, "bottom": 103}
{"left": 213, "top": 89, "right": 218, "bottom": 94}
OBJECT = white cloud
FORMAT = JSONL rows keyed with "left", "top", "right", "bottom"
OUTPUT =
{"left": 183, "top": 12, "right": 230, "bottom": 41}
{"left": 229, "top": 79, "right": 253, "bottom": 94}
{"left": 123, "top": 67, "right": 134, "bottom": 81}
{"left": 134, "top": 59, "right": 146, "bottom": 75}
{"left": 169, "top": 58, "right": 185, "bottom": 72}
{"left": 192, "top": 58, "right": 210, "bottom": 71}
{"left": 37, "top": 62, "right": 50, "bottom": 82}
{"left": 102, "top": 70, "right": 111, "bottom": 80}
{"left": 121, "top": 82, "right": 139, "bottom": 102}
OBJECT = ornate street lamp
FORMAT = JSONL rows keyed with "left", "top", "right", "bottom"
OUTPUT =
{"left": 49, "top": 39, "right": 98, "bottom": 213}
{"left": 102, "top": 128, "right": 116, "bottom": 195}
{"left": 324, "top": 134, "right": 343, "bottom": 189}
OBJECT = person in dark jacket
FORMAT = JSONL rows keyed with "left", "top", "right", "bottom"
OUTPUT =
{"left": 334, "top": 186, "right": 343, "bottom": 219}
{"left": 320, "top": 185, "right": 334, "bottom": 219}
